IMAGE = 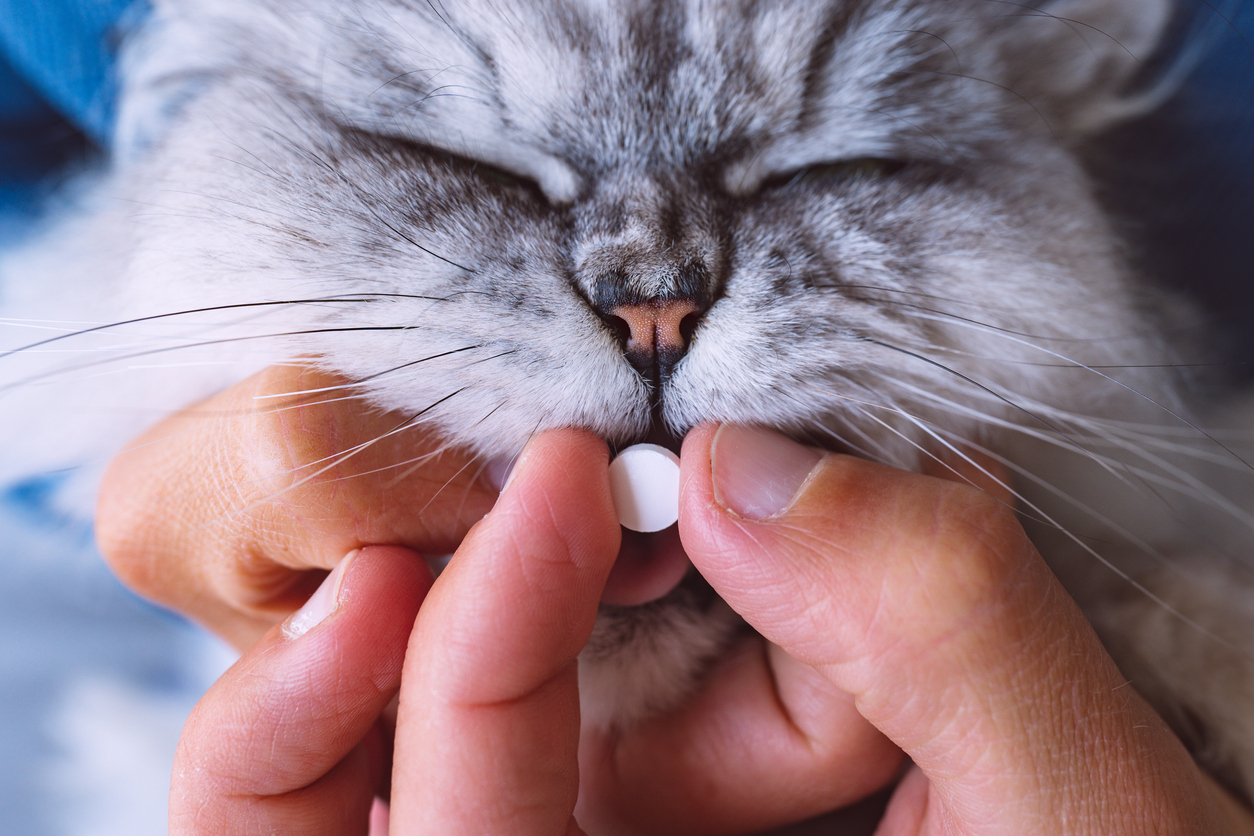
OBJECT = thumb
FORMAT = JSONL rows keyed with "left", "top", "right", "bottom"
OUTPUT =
{"left": 678, "top": 423, "right": 1216, "bottom": 834}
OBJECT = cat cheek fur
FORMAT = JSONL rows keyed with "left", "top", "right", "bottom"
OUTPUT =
{"left": 7, "top": 0, "right": 1254, "bottom": 801}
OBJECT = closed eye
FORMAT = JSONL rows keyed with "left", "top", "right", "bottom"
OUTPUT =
{"left": 761, "top": 158, "right": 908, "bottom": 191}
{"left": 469, "top": 160, "right": 542, "bottom": 194}
{"left": 344, "top": 127, "right": 548, "bottom": 202}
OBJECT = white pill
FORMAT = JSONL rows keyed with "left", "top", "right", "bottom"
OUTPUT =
{"left": 608, "top": 443, "right": 681, "bottom": 532}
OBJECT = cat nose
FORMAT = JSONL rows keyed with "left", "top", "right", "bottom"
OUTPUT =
{"left": 611, "top": 299, "right": 700, "bottom": 356}
{"left": 600, "top": 298, "right": 703, "bottom": 383}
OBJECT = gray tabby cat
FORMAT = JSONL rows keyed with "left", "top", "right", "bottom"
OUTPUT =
{"left": 5, "top": 0, "right": 1254, "bottom": 807}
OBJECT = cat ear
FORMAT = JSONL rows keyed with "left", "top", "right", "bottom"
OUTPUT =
{"left": 998, "top": 0, "right": 1176, "bottom": 136}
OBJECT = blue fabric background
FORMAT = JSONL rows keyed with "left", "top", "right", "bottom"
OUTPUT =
{"left": 0, "top": 0, "right": 140, "bottom": 142}
{"left": 1100, "top": 3, "right": 1254, "bottom": 365}
{"left": 0, "top": 2, "right": 1250, "bottom": 834}
{"left": 0, "top": 0, "right": 141, "bottom": 237}
{"left": 0, "top": 5, "right": 229, "bottom": 835}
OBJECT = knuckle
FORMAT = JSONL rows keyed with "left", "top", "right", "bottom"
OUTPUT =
{"left": 895, "top": 482, "right": 1034, "bottom": 642}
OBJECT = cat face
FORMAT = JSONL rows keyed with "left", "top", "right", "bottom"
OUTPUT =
{"left": 121, "top": 0, "right": 1175, "bottom": 471}
{"left": 87, "top": 0, "right": 1184, "bottom": 723}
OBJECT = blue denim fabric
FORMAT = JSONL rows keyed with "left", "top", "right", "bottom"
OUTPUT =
{"left": 0, "top": 0, "right": 144, "bottom": 239}
{"left": 1113, "top": 2, "right": 1248, "bottom": 368}
{"left": 1104, "top": 2, "right": 1254, "bottom": 366}
{"left": 0, "top": 0, "right": 144, "bottom": 143}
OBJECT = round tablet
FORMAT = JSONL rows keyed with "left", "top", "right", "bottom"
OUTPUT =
{"left": 608, "top": 443, "right": 681, "bottom": 533}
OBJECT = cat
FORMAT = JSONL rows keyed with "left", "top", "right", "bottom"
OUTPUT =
{"left": 6, "top": 0, "right": 1254, "bottom": 810}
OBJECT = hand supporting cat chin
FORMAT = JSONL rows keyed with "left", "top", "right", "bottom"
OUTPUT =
{"left": 96, "top": 365, "right": 498, "bottom": 651}
{"left": 101, "top": 371, "right": 1254, "bottom": 834}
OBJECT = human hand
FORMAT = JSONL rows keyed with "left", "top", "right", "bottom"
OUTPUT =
{"left": 135, "top": 408, "right": 1254, "bottom": 834}
{"left": 618, "top": 423, "right": 1254, "bottom": 835}
{"left": 168, "top": 428, "right": 622, "bottom": 834}
{"left": 96, "top": 364, "right": 497, "bottom": 650}
{"left": 164, "top": 425, "right": 891, "bottom": 834}
{"left": 555, "top": 424, "right": 1252, "bottom": 834}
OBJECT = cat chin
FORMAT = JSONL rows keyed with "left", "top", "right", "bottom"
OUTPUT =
{"left": 578, "top": 577, "right": 743, "bottom": 730}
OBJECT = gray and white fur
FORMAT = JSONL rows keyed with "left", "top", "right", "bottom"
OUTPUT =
{"left": 6, "top": 0, "right": 1254, "bottom": 803}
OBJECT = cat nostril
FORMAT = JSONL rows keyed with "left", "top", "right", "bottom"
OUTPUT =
{"left": 590, "top": 292, "right": 709, "bottom": 387}
{"left": 599, "top": 310, "right": 633, "bottom": 347}
{"left": 678, "top": 310, "right": 701, "bottom": 346}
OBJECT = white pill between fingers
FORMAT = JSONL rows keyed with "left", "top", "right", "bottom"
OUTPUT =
{"left": 608, "top": 443, "right": 681, "bottom": 533}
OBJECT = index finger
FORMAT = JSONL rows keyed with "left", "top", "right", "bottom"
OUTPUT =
{"left": 389, "top": 428, "right": 620, "bottom": 835}
{"left": 97, "top": 364, "right": 497, "bottom": 648}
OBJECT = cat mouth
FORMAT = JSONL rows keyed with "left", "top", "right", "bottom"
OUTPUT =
{"left": 601, "top": 525, "right": 691, "bottom": 606}
{"left": 600, "top": 421, "right": 692, "bottom": 607}
{"left": 637, "top": 419, "right": 686, "bottom": 456}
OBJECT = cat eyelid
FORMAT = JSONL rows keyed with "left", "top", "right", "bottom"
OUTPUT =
{"left": 353, "top": 128, "right": 574, "bottom": 205}
{"left": 467, "top": 160, "right": 542, "bottom": 193}
{"left": 432, "top": 143, "right": 579, "bottom": 204}
{"left": 439, "top": 151, "right": 548, "bottom": 201}
{"left": 756, "top": 158, "right": 910, "bottom": 193}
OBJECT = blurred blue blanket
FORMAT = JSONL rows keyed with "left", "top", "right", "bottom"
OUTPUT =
{"left": 1, "top": 5, "right": 231, "bottom": 836}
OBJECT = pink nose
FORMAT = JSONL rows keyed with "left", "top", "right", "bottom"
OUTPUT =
{"left": 609, "top": 299, "right": 701, "bottom": 358}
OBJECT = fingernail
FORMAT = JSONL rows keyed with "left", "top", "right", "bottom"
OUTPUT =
{"left": 283, "top": 550, "right": 359, "bottom": 639}
{"left": 712, "top": 425, "right": 823, "bottom": 520}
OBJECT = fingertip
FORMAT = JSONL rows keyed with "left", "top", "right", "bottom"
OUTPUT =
{"left": 489, "top": 428, "right": 617, "bottom": 559}
{"left": 390, "top": 431, "right": 612, "bottom": 833}
{"left": 709, "top": 425, "right": 825, "bottom": 520}
{"left": 483, "top": 453, "right": 518, "bottom": 494}
{"left": 409, "top": 426, "right": 618, "bottom": 705}
{"left": 677, "top": 423, "right": 837, "bottom": 627}
{"left": 877, "top": 765, "right": 930, "bottom": 834}
{"left": 283, "top": 545, "right": 435, "bottom": 640}
{"left": 676, "top": 421, "right": 718, "bottom": 533}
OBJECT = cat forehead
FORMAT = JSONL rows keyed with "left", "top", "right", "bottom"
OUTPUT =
{"left": 299, "top": 0, "right": 979, "bottom": 197}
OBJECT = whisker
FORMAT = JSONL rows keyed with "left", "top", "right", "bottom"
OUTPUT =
{"left": 250, "top": 345, "right": 485, "bottom": 400}
{"left": 871, "top": 312, "right": 1254, "bottom": 473}
{"left": 919, "top": 418, "right": 1248, "bottom": 587}
{"left": 198, "top": 388, "right": 468, "bottom": 532}
{"left": 862, "top": 337, "right": 1073, "bottom": 437}
{"left": 0, "top": 325, "right": 446, "bottom": 395}
{"left": 0, "top": 291, "right": 485, "bottom": 360}
{"left": 839, "top": 398, "right": 1054, "bottom": 529}
{"left": 877, "top": 402, "right": 1240, "bottom": 651}
{"left": 890, "top": 378, "right": 1254, "bottom": 570}
{"left": 772, "top": 380, "right": 904, "bottom": 462}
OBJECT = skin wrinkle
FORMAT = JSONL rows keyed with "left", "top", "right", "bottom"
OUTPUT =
{"left": 466, "top": 677, "right": 582, "bottom": 828}
{"left": 232, "top": 656, "right": 339, "bottom": 794}
{"left": 174, "top": 546, "right": 426, "bottom": 822}
{"left": 431, "top": 519, "right": 591, "bottom": 704}
{"left": 762, "top": 641, "right": 857, "bottom": 757}
{"left": 768, "top": 468, "right": 1023, "bottom": 693}
{"left": 883, "top": 598, "right": 1063, "bottom": 804}
{"left": 410, "top": 430, "right": 615, "bottom": 711}
{"left": 953, "top": 613, "right": 1181, "bottom": 829}
{"left": 151, "top": 426, "right": 1254, "bottom": 832}
{"left": 510, "top": 487, "right": 585, "bottom": 596}
{"left": 104, "top": 367, "right": 495, "bottom": 649}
